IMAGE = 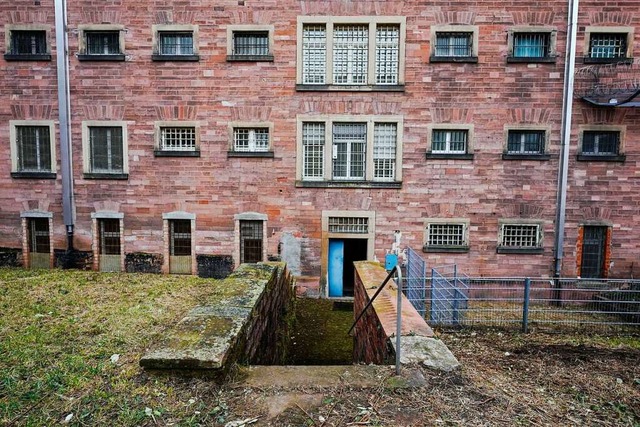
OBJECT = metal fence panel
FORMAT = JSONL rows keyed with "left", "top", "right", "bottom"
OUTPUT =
{"left": 405, "top": 247, "right": 427, "bottom": 317}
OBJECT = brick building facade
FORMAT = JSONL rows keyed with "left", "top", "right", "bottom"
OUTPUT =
{"left": 1, "top": 1, "right": 639, "bottom": 296}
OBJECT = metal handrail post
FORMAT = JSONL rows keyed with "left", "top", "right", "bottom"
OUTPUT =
{"left": 395, "top": 267, "right": 403, "bottom": 376}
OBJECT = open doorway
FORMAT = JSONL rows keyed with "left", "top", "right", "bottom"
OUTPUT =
{"left": 328, "top": 238, "right": 368, "bottom": 297}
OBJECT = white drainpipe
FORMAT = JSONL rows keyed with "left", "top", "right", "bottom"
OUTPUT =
{"left": 553, "top": 0, "right": 580, "bottom": 277}
{"left": 54, "top": 0, "right": 75, "bottom": 252}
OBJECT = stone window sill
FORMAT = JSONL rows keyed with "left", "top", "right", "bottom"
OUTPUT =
{"left": 77, "top": 54, "right": 126, "bottom": 62}
{"left": 11, "top": 172, "right": 56, "bottom": 179}
{"left": 577, "top": 154, "right": 625, "bottom": 162}
{"left": 502, "top": 153, "right": 551, "bottom": 161}
{"left": 84, "top": 173, "right": 129, "bottom": 180}
{"left": 4, "top": 53, "right": 52, "bottom": 61}
{"left": 507, "top": 56, "right": 557, "bottom": 63}
{"left": 227, "top": 151, "right": 274, "bottom": 158}
{"left": 430, "top": 56, "right": 478, "bottom": 63}
{"left": 151, "top": 54, "right": 200, "bottom": 62}
{"left": 296, "top": 84, "right": 405, "bottom": 92}
{"left": 296, "top": 180, "right": 402, "bottom": 189}
{"left": 154, "top": 150, "right": 200, "bottom": 157}
{"left": 423, "top": 246, "right": 470, "bottom": 253}
{"left": 497, "top": 247, "right": 544, "bottom": 254}
{"left": 226, "top": 54, "right": 274, "bottom": 62}
{"left": 583, "top": 57, "right": 633, "bottom": 65}
{"left": 426, "top": 153, "right": 474, "bottom": 160}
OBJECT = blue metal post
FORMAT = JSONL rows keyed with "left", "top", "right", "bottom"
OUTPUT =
{"left": 522, "top": 278, "right": 531, "bottom": 333}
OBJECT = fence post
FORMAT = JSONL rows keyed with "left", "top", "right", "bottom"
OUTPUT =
{"left": 522, "top": 278, "right": 531, "bottom": 333}
{"left": 429, "top": 268, "right": 435, "bottom": 324}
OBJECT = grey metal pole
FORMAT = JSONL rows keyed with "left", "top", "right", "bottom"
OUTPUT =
{"left": 553, "top": 0, "right": 580, "bottom": 277}
{"left": 395, "top": 267, "right": 403, "bottom": 376}
{"left": 54, "top": 0, "right": 75, "bottom": 249}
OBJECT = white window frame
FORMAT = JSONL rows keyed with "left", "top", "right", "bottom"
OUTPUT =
{"left": 226, "top": 25, "right": 274, "bottom": 60}
{"left": 430, "top": 25, "right": 479, "bottom": 61}
{"left": 9, "top": 120, "right": 56, "bottom": 175}
{"left": 497, "top": 220, "right": 544, "bottom": 253}
{"left": 228, "top": 121, "right": 274, "bottom": 154}
{"left": 296, "top": 115, "right": 403, "bottom": 185}
{"left": 81, "top": 120, "right": 129, "bottom": 176}
{"left": 78, "top": 24, "right": 125, "bottom": 58}
{"left": 154, "top": 121, "right": 200, "bottom": 155}
{"left": 584, "top": 26, "right": 634, "bottom": 62}
{"left": 423, "top": 219, "right": 470, "bottom": 252}
{"left": 296, "top": 16, "right": 406, "bottom": 88}
{"left": 427, "top": 124, "right": 474, "bottom": 156}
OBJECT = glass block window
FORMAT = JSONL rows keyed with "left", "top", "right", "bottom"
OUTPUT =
{"left": 10, "top": 30, "right": 47, "bottom": 55}
{"left": 29, "top": 218, "right": 50, "bottom": 254}
{"left": 507, "top": 130, "right": 545, "bottom": 155}
{"left": 328, "top": 217, "right": 369, "bottom": 234}
{"left": 233, "top": 128, "right": 270, "bottom": 152}
{"left": 160, "top": 127, "right": 196, "bottom": 151}
{"left": 233, "top": 31, "right": 269, "bottom": 56}
{"left": 99, "top": 219, "right": 121, "bottom": 255}
{"left": 16, "top": 126, "right": 51, "bottom": 172}
{"left": 500, "top": 224, "right": 541, "bottom": 248}
{"left": 89, "top": 127, "right": 124, "bottom": 173}
{"left": 589, "top": 33, "right": 627, "bottom": 59}
{"left": 427, "top": 223, "right": 466, "bottom": 247}
{"left": 302, "top": 122, "right": 325, "bottom": 180}
{"left": 159, "top": 32, "right": 194, "bottom": 55}
{"left": 513, "top": 33, "right": 549, "bottom": 58}
{"left": 302, "top": 25, "right": 327, "bottom": 84}
{"left": 240, "top": 220, "right": 263, "bottom": 263}
{"left": 170, "top": 220, "right": 191, "bottom": 256}
{"left": 582, "top": 131, "right": 620, "bottom": 155}
{"left": 333, "top": 25, "right": 369, "bottom": 85}
{"left": 373, "top": 123, "right": 397, "bottom": 180}
{"left": 86, "top": 31, "right": 120, "bottom": 55}
{"left": 375, "top": 25, "right": 400, "bottom": 85}
{"left": 432, "top": 130, "right": 468, "bottom": 154}
{"left": 435, "top": 32, "right": 473, "bottom": 57}
{"left": 332, "top": 123, "right": 366, "bottom": 180}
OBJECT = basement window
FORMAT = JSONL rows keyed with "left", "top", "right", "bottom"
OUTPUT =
{"left": 497, "top": 222, "right": 543, "bottom": 254}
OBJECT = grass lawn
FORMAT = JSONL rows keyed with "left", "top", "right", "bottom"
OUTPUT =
{"left": 1, "top": 267, "right": 639, "bottom": 426}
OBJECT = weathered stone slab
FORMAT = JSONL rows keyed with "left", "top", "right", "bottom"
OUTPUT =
{"left": 393, "top": 336, "right": 460, "bottom": 372}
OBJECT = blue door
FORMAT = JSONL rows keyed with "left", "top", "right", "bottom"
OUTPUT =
{"left": 328, "top": 239, "right": 344, "bottom": 297}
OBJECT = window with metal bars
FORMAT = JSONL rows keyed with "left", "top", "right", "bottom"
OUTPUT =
{"left": 427, "top": 223, "right": 466, "bottom": 248}
{"left": 89, "top": 127, "right": 124, "bottom": 173}
{"left": 589, "top": 33, "right": 627, "bottom": 59}
{"left": 29, "top": 218, "right": 50, "bottom": 254}
{"left": 581, "top": 131, "right": 621, "bottom": 156}
{"left": 507, "top": 130, "right": 545, "bottom": 155}
{"left": 170, "top": 220, "right": 191, "bottom": 256}
{"left": 300, "top": 21, "right": 401, "bottom": 86}
{"left": 373, "top": 123, "right": 396, "bottom": 180}
{"left": 500, "top": 224, "right": 541, "bottom": 249}
{"left": 302, "top": 122, "right": 325, "bottom": 180}
{"left": 99, "top": 219, "right": 121, "bottom": 255}
{"left": 16, "top": 126, "right": 52, "bottom": 172}
{"left": 10, "top": 30, "right": 47, "bottom": 55}
{"left": 434, "top": 32, "right": 473, "bottom": 57}
{"left": 233, "top": 128, "right": 270, "bottom": 152}
{"left": 332, "top": 123, "right": 366, "bottom": 180}
{"left": 240, "top": 220, "right": 263, "bottom": 263}
{"left": 159, "top": 32, "right": 194, "bottom": 56}
{"left": 85, "top": 31, "right": 121, "bottom": 55}
{"left": 512, "top": 32, "right": 550, "bottom": 58}
{"left": 233, "top": 31, "right": 269, "bottom": 56}
{"left": 328, "top": 217, "right": 369, "bottom": 234}
{"left": 432, "top": 130, "right": 468, "bottom": 154}
{"left": 160, "top": 127, "right": 196, "bottom": 151}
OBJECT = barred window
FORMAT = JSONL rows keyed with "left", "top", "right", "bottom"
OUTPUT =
{"left": 333, "top": 25, "right": 369, "bottom": 85}
{"left": 159, "top": 32, "right": 194, "bottom": 55}
{"left": 373, "top": 123, "right": 396, "bottom": 180}
{"left": 500, "top": 224, "right": 541, "bottom": 248}
{"left": 240, "top": 220, "right": 263, "bottom": 263}
{"left": 302, "top": 122, "right": 325, "bottom": 180}
{"left": 160, "top": 127, "right": 196, "bottom": 151}
{"left": 328, "top": 217, "right": 369, "bottom": 234}
{"left": 15, "top": 126, "right": 52, "bottom": 172}
{"left": 89, "top": 127, "right": 124, "bottom": 173}
{"left": 434, "top": 32, "right": 472, "bottom": 57}
{"left": 302, "top": 25, "right": 327, "bottom": 84}
{"left": 233, "top": 31, "right": 269, "bottom": 56}
{"left": 427, "top": 223, "right": 466, "bottom": 247}
{"left": 582, "top": 131, "right": 620, "bottom": 155}
{"left": 86, "top": 31, "right": 120, "bottom": 55}
{"left": 507, "top": 130, "right": 545, "bottom": 155}
{"left": 589, "top": 33, "right": 627, "bottom": 59}
{"left": 332, "top": 123, "right": 366, "bottom": 180}
{"left": 170, "top": 220, "right": 191, "bottom": 256}
{"left": 234, "top": 128, "right": 270, "bottom": 152}
{"left": 432, "top": 130, "right": 468, "bottom": 154}
{"left": 10, "top": 30, "right": 47, "bottom": 55}
{"left": 375, "top": 25, "right": 400, "bottom": 84}
{"left": 29, "top": 218, "right": 50, "bottom": 254}
{"left": 513, "top": 33, "right": 549, "bottom": 58}
{"left": 99, "top": 219, "right": 121, "bottom": 255}
{"left": 299, "top": 19, "right": 403, "bottom": 86}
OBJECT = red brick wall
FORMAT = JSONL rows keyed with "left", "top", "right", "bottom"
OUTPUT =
{"left": 1, "top": 1, "right": 639, "bottom": 280}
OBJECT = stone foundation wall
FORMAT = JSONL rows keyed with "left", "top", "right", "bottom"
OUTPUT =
{"left": 0, "top": 247, "right": 21, "bottom": 267}
{"left": 196, "top": 254, "right": 234, "bottom": 279}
